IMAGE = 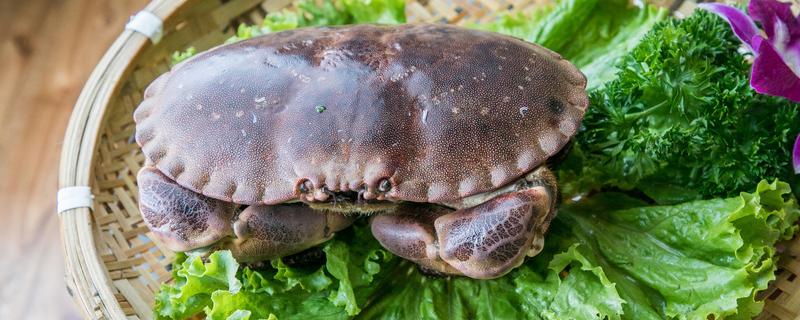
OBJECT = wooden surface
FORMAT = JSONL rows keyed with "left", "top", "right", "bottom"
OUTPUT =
{"left": 0, "top": 0, "right": 148, "bottom": 318}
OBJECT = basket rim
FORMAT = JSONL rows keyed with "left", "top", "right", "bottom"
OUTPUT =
{"left": 58, "top": 0, "right": 193, "bottom": 318}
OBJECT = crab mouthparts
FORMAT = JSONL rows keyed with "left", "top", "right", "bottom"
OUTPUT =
{"left": 306, "top": 190, "right": 399, "bottom": 215}
{"left": 324, "top": 190, "right": 364, "bottom": 204}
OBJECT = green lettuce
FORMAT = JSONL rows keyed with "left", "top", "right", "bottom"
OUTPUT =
{"left": 155, "top": 180, "right": 799, "bottom": 319}
{"left": 560, "top": 180, "right": 799, "bottom": 319}
{"left": 156, "top": 223, "right": 394, "bottom": 320}
{"left": 154, "top": 251, "right": 241, "bottom": 319}
{"left": 471, "top": 0, "right": 666, "bottom": 89}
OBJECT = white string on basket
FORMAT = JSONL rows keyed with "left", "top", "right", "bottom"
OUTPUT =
{"left": 57, "top": 186, "right": 94, "bottom": 213}
{"left": 125, "top": 10, "right": 163, "bottom": 44}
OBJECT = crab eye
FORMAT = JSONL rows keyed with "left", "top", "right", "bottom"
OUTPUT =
{"left": 378, "top": 179, "right": 392, "bottom": 192}
{"left": 298, "top": 180, "right": 313, "bottom": 194}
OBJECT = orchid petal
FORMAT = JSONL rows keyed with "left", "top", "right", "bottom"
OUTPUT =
{"left": 773, "top": 18, "right": 800, "bottom": 78}
{"left": 751, "top": 34, "right": 765, "bottom": 52}
{"left": 748, "top": 0, "right": 800, "bottom": 40}
{"left": 750, "top": 40, "right": 800, "bottom": 102}
{"left": 794, "top": 134, "right": 800, "bottom": 174}
{"left": 698, "top": 3, "right": 762, "bottom": 51}
{"left": 787, "top": 41, "right": 800, "bottom": 73}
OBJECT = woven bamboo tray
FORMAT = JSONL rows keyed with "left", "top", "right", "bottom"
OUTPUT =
{"left": 57, "top": 0, "right": 800, "bottom": 319}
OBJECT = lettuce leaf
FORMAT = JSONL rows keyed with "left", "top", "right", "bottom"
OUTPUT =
{"left": 155, "top": 222, "right": 394, "bottom": 320}
{"left": 356, "top": 244, "right": 625, "bottom": 320}
{"left": 560, "top": 180, "right": 799, "bottom": 319}
{"left": 472, "top": 0, "right": 666, "bottom": 89}
{"left": 154, "top": 180, "right": 799, "bottom": 319}
{"left": 155, "top": 251, "right": 241, "bottom": 319}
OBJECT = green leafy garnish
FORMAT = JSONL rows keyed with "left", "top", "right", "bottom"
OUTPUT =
{"left": 154, "top": 251, "right": 241, "bottom": 320}
{"left": 560, "top": 180, "right": 799, "bottom": 319}
{"left": 155, "top": 180, "right": 799, "bottom": 319}
{"left": 171, "top": 47, "right": 197, "bottom": 65}
{"left": 560, "top": 11, "right": 800, "bottom": 203}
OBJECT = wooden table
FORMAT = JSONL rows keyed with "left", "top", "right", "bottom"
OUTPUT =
{"left": 0, "top": 0, "right": 148, "bottom": 318}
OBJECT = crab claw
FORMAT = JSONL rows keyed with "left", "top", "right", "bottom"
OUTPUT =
{"left": 137, "top": 167, "right": 235, "bottom": 251}
{"left": 371, "top": 167, "right": 555, "bottom": 279}
{"left": 434, "top": 186, "right": 552, "bottom": 278}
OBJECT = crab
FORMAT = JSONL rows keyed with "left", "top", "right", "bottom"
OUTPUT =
{"left": 134, "top": 24, "right": 588, "bottom": 279}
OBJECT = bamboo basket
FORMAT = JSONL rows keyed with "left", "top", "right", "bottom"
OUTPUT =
{"left": 57, "top": 0, "right": 800, "bottom": 319}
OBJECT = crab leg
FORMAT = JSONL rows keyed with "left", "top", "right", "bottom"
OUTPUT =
{"left": 371, "top": 168, "right": 556, "bottom": 279}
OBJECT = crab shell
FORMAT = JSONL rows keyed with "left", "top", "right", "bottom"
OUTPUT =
{"left": 133, "top": 24, "right": 588, "bottom": 207}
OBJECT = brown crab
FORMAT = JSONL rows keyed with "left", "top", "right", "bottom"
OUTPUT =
{"left": 134, "top": 24, "right": 588, "bottom": 279}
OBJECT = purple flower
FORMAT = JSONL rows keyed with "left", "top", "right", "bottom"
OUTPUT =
{"left": 699, "top": 0, "right": 800, "bottom": 102}
{"left": 794, "top": 134, "right": 800, "bottom": 174}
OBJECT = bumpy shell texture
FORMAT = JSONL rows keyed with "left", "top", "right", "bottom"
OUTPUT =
{"left": 134, "top": 24, "right": 588, "bottom": 205}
